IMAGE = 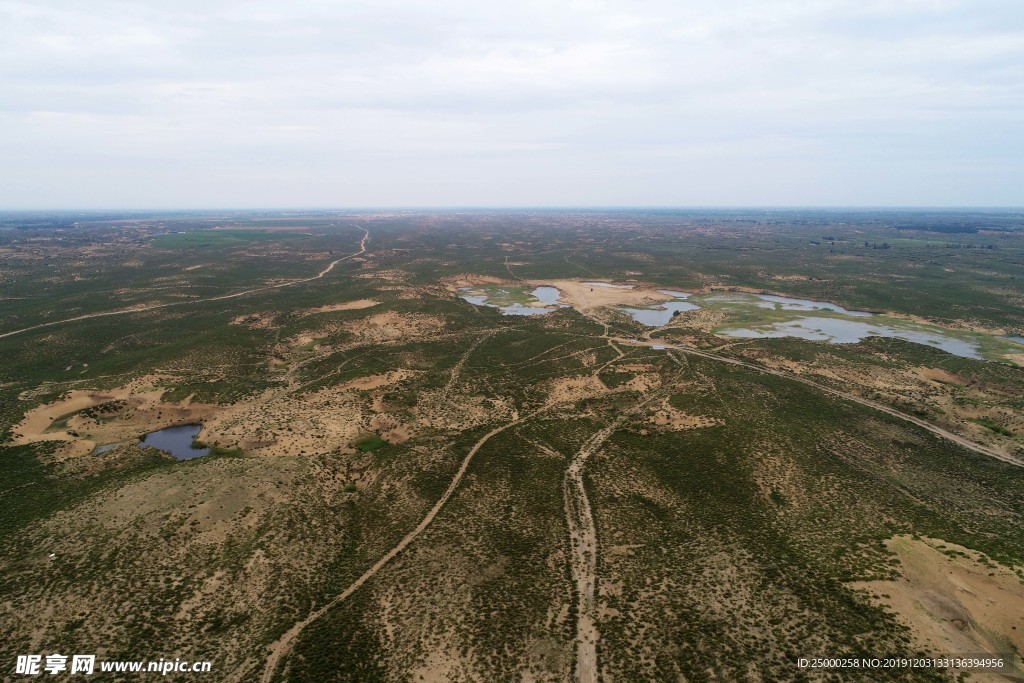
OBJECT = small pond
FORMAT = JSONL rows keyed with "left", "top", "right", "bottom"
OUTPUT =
{"left": 701, "top": 292, "right": 872, "bottom": 316}
{"left": 532, "top": 286, "right": 562, "bottom": 305}
{"left": 459, "top": 286, "right": 566, "bottom": 315}
{"left": 620, "top": 290, "right": 700, "bottom": 326}
{"left": 139, "top": 424, "right": 211, "bottom": 460}
{"left": 459, "top": 282, "right": 1004, "bottom": 362}
{"left": 621, "top": 303, "right": 700, "bottom": 326}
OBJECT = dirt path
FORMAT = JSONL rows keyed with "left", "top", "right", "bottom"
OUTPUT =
{"left": 571, "top": 301, "right": 1017, "bottom": 467}
{"left": 260, "top": 336, "right": 541, "bottom": 682}
{"left": 0, "top": 229, "right": 370, "bottom": 340}
{"left": 616, "top": 337, "right": 1023, "bottom": 468}
{"left": 504, "top": 254, "right": 523, "bottom": 282}
{"left": 259, "top": 399, "right": 562, "bottom": 683}
{"left": 564, "top": 424, "right": 615, "bottom": 683}
{"left": 564, "top": 254, "right": 598, "bottom": 277}
{"left": 259, "top": 333, "right": 657, "bottom": 682}
{"left": 443, "top": 332, "right": 495, "bottom": 395}
{"left": 563, "top": 386, "right": 666, "bottom": 683}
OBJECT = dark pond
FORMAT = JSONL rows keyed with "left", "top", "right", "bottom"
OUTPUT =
{"left": 139, "top": 424, "right": 211, "bottom": 460}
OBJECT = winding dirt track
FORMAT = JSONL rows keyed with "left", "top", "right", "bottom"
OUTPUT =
{"left": 614, "top": 337, "right": 1023, "bottom": 468}
{"left": 9, "top": 233, "right": 1018, "bottom": 681}
{"left": 564, "top": 423, "right": 618, "bottom": 683}
{"left": 0, "top": 229, "right": 370, "bottom": 340}
{"left": 564, "top": 384, "right": 669, "bottom": 683}
{"left": 260, "top": 298, "right": 1020, "bottom": 682}
{"left": 260, "top": 401, "right": 561, "bottom": 683}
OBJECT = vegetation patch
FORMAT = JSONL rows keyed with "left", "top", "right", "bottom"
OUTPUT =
{"left": 354, "top": 434, "right": 387, "bottom": 452}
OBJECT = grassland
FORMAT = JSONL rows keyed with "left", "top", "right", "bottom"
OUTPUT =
{"left": 1, "top": 209, "right": 1023, "bottom": 682}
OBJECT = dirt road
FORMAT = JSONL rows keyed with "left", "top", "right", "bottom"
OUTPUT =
{"left": 259, "top": 401, "right": 562, "bottom": 682}
{"left": 0, "top": 229, "right": 369, "bottom": 340}
{"left": 614, "top": 336, "right": 1023, "bottom": 468}
{"left": 563, "top": 384, "right": 668, "bottom": 683}
{"left": 564, "top": 425, "right": 615, "bottom": 683}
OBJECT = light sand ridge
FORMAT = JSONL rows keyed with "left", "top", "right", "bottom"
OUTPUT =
{"left": 852, "top": 536, "right": 1024, "bottom": 682}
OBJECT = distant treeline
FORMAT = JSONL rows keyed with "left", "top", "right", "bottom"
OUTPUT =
{"left": 892, "top": 223, "right": 982, "bottom": 234}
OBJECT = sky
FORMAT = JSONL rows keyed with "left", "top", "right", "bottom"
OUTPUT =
{"left": 1, "top": 0, "right": 1022, "bottom": 209}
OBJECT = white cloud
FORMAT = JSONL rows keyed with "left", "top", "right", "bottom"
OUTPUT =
{"left": 0, "top": 0, "right": 1021, "bottom": 206}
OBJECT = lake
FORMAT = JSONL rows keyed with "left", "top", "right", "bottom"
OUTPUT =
{"left": 720, "top": 316, "right": 983, "bottom": 359}
{"left": 751, "top": 294, "right": 872, "bottom": 316}
{"left": 619, "top": 289, "right": 987, "bottom": 361}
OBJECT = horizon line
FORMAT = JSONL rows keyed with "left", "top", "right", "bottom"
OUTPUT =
{"left": 2, "top": 205, "right": 1024, "bottom": 214}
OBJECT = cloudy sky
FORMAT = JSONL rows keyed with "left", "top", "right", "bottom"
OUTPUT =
{"left": 1, "top": 0, "right": 1022, "bottom": 208}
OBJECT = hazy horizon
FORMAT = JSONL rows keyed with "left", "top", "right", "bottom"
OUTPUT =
{"left": 4, "top": 205, "right": 1024, "bottom": 214}
{"left": 3, "top": 0, "right": 1022, "bottom": 209}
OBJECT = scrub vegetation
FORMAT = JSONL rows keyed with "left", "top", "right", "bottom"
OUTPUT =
{"left": 1, "top": 209, "right": 1023, "bottom": 682}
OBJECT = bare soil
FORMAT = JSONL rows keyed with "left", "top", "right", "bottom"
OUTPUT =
{"left": 533, "top": 280, "right": 670, "bottom": 311}
{"left": 9, "top": 376, "right": 220, "bottom": 459}
{"left": 852, "top": 536, "right": 1024, "bottom": 681}
{"left": 299, "top": 299, "right": 379, "bottom": 315}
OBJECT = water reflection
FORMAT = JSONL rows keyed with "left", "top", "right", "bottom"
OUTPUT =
{"left": 139, "top": 424, "right": 211, "bottom": 460}
{"left": 752, "top": 294, "right": 872, "bottom": 317}
{"left": 458, "top": 286, "right": 565, "bottom": 315}
{"left": 721, "top": 316, "right": 983, "bottom": 359}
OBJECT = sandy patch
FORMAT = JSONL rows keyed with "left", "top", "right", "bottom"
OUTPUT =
{"left": 534, "top": 279, "right": 671, "bottom": 311}
{"left": 409, "top": 632, "right": 476, "bottom": 683}
{"left": 371, "top": 395, "right": 390, "bottom": 413}
{"left": 851, "top": 536, "right": 1024, "bottom": 681}
{"left": 9, "top": 376, "right": 220, "bottom": 459}
{"left": 348, "top": 311, "right": 445, "bottom": 343}
{"left": 546, "top": 369, "right": 661, "bottom": 408}
{"left": 915, "top": 367, "right": 964, "bottom": 385}
{"left": 230, "top": 311, "right": 277, "bottom": 330}
{"left": 415, "top": 391, "right": 517, "bottom": 432}
{"left": 284, "top": 331, "right": 328, "bottom": 350}
{"left": 647, "top": 399, "right": 722, "bottom": 430}
{"left": 623, "top": 373, "right": 661, "bottom": 393}
{"left": 200, "top": 385, "right": 365, "bottom": 457}
{"left": 677, "top": 307, "right": 730, "bottom": 333}
{"left": 382, "top": 425, "right": 411, "bottom": 444}
{"left": 300, "top": 299, "right": 378, "bottom": 315}
{"left": 13, "top": 391, "right": 126, "bottom": 444}
{"left": 546, "top": 375, "right": 609, "bottom": 405}
{"left": 341, "top": 370, "right": 415, "bottom": 392}
{"left": 370, "top": 414, "right": 413, "bottom": 444}
{"left": 916, "top": 314, "right": 1011, "bottom": 336}
{"left": 446, "top": 274, "right": 510, "bottom": 289}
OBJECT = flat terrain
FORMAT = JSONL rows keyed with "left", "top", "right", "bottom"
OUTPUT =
{"left": 2, "top": 209, "right": 1023, "bottom": 682}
